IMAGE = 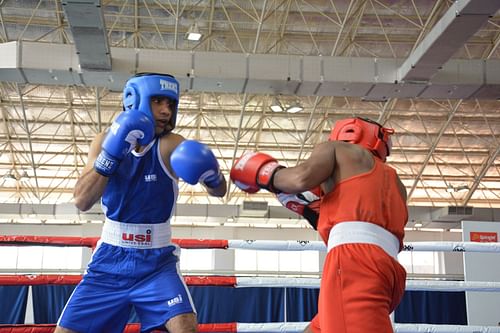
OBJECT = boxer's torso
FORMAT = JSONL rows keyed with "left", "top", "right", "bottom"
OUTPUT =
{"left": 101, "top": 138, "right": 178, "bottom": 224}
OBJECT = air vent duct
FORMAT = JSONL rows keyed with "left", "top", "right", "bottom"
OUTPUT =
{"left": 434, "top": 206, "right": 474, "bottom": 222}
{"left": 240, "top": 201, "right": 268, "bottom": 217}
{"left": 448, "top": 206, "right": 473, "bottom": 216}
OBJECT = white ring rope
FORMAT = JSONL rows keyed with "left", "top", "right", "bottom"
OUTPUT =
{"left": 402, "top": 242, "right": 500, "bottom": 253}
{"left": 237, "top": 277, "right": 321, "bottom": 289}
{"left": 228, "top": 240, "right": 326, "bottom": 251}
{"left": 235, "top": 322, "right": 500, "bottom": 333}
{"left": 236, "top": 322, "right": 307, "bottom": 332}
{"left": 394, "top": 324, "right": 500, "bottom": 333}
{"left": 235, "top": 277, "right": 500, "bottom": 292}
{"left": 405, "top": 280, "right": 500, "bottom": 292}
{"left": 227, "top": 240, "right": 500, "bottom": 253}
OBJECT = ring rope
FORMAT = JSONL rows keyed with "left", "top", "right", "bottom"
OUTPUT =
{"left": 1, "top": 275, "right": 500, "bottom": 292}
{"left": 1, "top": 238, "right": 497, "bottom": 332}
{"left": 235, "top": 277, "right": 500, "bottom": 292}
{"left": 1, "top": 323, "right": 500, "bottom": 333}
{"left": 234, "top": 323, "right": 500, "bottom": 333}
{"left": 1, "top": 236, "right": 500, "bottom": 253}
{"left": 228, "top": 240, "right": 500, "bottom": 253}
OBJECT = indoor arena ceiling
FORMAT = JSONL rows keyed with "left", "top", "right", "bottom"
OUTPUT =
{"left": 0, "top": 0, "right": 499, "bottom": 224}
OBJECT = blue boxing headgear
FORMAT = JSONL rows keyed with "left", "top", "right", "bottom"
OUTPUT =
{"left": 122, "top": 73, "right": 180, "bottom": 133}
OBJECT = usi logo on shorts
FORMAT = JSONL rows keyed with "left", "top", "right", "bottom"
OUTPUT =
{"left": 167, "top": 294, "right": 183, "bottom": 307}
{"left": 121, "top": 229, "right": 152, "bottom": 247}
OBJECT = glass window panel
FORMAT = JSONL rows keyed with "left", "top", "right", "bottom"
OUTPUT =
{"left": 398, "top": 251, "right": 439, "bottom": 274}
{"left": 234, "top": 249, "right": 257, "bottom": 271}
{"left": 0, "top": 247, "right": 18, "bottom": 268}
{"left": 180, "top": 249, "right": 214, "bottom": 270}
{"left": 17, "top": 246, "right": 43, "bottom": 269}
{"left": 279, "top": 251, "right": 301, "bottom": 272}
{"left": 42, "top": 247, "right": 83, "bottom": 270}
{"left": 257, "top": 250, "right": 279, "bottom": 271}
{"left": 300, "top": 251, "right": 320, "bottom": 272}
{"left": 398, "top": 251, "right": 413, "bottom": 273}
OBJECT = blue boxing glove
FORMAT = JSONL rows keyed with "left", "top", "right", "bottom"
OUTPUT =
{"left": 171, "top": 140, "right": 223, "bottom": 188}
{"left": 94, "top": 110, "right": 154, "bottom": 176}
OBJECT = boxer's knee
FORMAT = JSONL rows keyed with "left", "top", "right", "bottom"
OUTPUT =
{"left": 165, "top": 312, "right": 197, "bottom": 333}
{"left": 54, "top": 326, "right": 79, "bottom": 333}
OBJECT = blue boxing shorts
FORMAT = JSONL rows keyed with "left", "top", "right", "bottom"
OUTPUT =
{"left": 57, "top": 242, "right": 196, "bottom": 333}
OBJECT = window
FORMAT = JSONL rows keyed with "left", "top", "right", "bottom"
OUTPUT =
{"left": 398, "top": 251, "right": 441, "bottom": 274}
{"left": 0, "top": 247, "right": 18, "bottom": 269}
{"left": 180, "top": 249, "right": 214, "bottom": 271}
{"left": 234, "top": 248, "right": 257, "bottom": 271}
{"left": 257, "top": 250, "right": 279, "bottom": 271}
{"left": 42, "top": 247, "right": 83, "bottom": 269}
{"left": 0, "top": 246, "right": 83, "bottom": 271}
{"left": 234, "top": 249, "right": 319, "bottom": 273}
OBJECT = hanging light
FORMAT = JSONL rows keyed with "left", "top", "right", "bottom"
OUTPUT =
{"left": 185, "top": 23, "right": 202, "bottom": 41}
{"left": 446, "top": 184, "right": 469, "bottom": 193}
{"left": 3, "top": 172, "right": 17, "bottom": 183}
{"left": 286, "top": 102, "right": 303, "bottom": 113}
{"left": 270, "top": 97, "right": 284, "bottom": 112}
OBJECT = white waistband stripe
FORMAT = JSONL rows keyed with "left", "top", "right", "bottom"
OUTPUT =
{"left": 101, "top": 218, "right": 172, "bottom": 249}
{"left": 327, "top": 221, "right": 400, "bottom": 259}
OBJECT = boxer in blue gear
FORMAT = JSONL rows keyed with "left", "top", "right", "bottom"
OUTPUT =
{"left": 56, "top": 73, "right": 227, "bottom": 333}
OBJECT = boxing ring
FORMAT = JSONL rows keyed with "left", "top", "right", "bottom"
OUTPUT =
{"left": 1, "top": 236, "right": 500, "bottom": 333}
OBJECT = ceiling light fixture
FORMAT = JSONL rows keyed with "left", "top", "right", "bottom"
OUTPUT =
{"left": 3, "top": 172, "right": 17, "bottom": 183}
{"left": 446, "top": 184, "right": 469, "bottom": 193}
{"left": 185, "top": 23, "right": 202, "bottom": 41}
{"left": 286, "top": 103, "right": 303, "bottom": 113}
{"left": 270, "top": 97, "right": 284, "bottom": 112}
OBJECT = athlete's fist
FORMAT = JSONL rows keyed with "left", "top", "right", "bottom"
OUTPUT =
{"left": 230, "top": 152, "right": 284, "bottom": 193}
{"left": 171, "top": 140, "right": 224, "bottom": 188}
{"left": 277, "top": 187, "right": 321, "bottom": 229}
{"left": 94, "top": 110, "right": 154, "bottom": 177}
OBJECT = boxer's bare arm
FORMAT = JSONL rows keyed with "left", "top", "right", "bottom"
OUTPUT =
{"left": 273, "top": 141, "right": 336, "bottom": 193}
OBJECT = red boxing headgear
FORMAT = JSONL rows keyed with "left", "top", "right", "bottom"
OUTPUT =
{"left": 329, "top": 117, "right": 395, "bottom": 162}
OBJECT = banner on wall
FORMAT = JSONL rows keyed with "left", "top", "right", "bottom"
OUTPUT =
{"left": 470, "top": 232, "right": 498, "bottom": 243}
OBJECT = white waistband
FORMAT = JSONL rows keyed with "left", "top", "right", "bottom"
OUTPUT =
{"left": 327, "top": 221, "right": 400, "bottom": 259}
{"left": 101, "top": 218, "right": 172, "bottom": 249}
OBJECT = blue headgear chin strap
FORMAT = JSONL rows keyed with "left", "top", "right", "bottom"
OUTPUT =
{"left": 122, "top": 73, "right": 180, "bottom": 134}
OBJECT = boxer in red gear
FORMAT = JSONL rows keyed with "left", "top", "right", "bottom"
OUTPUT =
{"left": 231, "top": 117, "right": 407, "bottom": 333}
{"left": 307, "top": 152, "right": 407, "bottom": 332}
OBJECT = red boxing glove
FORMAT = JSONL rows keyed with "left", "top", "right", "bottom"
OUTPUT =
{"left": 277, "top": 187, "right": 321, "bottom": 230}
{"left": 230, "top": 152, "right": 284, "bottom": 193}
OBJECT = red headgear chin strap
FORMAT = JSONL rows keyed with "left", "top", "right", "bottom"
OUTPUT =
{"left": 329, "top": 117, "right": 395, "bottom": 162}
